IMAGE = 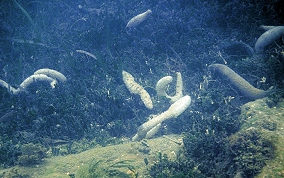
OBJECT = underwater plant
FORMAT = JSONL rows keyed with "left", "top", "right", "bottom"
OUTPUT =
{"left": 183, "top": 127, "right": 275, "bottom": 177}
{"left": 183, "top": 132, "right": 233, "bottom": 177}
{"left": 0, "top": 0, "right": 283, "bottom": 175}
{"left": 17, "top": 143, "right": 47, "bottom": 166}
{"left": 76, "top": 158, "right": 138, "bottom": 178}
{"left": 149, "top": 152, "right": 205, "bottom": 178}
{"left": 228, "top": 128, "right": 275, "bottom": 177}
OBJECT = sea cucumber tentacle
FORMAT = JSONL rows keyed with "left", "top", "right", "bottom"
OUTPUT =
{"left": 209, "top": 64, "right": 271, "bottom": 100}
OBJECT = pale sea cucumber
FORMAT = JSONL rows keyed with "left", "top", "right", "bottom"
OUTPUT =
{"left": 209, "top": 64, "right": 272, "bottom": 100}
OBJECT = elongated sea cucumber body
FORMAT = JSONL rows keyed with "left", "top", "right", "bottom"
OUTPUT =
{"left": 156, "top": 76, "right": 173, "bottom": 97}
{"left": 156, "top": 72, "right": 183, "bottom": 103}
{"left": 0, "top": 79, "right": 18, "bottom": 93}
{"left": 19, "top": 74, "right": 57, "bottom": 90}
{"left": 0, "top": 69, "right": 66, "bottom": 94}
{"left": 132, "top": 95, "right": 191, "bottom": 141}
{"left": 209, "top": 64, "right": 271, "bottom": 100}
{"left": 255, "top": 26, "right": 284, "bottom": 54}
{"left": 126, "top": 9, "right": 152, "bottom": 28}
{"left": 34, "top": 68, "right": 67, "bottom": 82}
{"left": 260, "top": 25, "right": 277, "bottom": 31}
{"left": 122, "top": 70, "right": 153, "bottom": 109}
{"left": 0, "top": 74, "right": 56, "bottom": 94}
{"left": 222, "top": 41, "right": 255, "bottom": 57}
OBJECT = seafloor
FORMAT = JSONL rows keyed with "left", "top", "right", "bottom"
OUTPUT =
{"left": 0, "top": 97, "right": 284, "bottom": 177}
{"left": 0, "top": 0, "right": 284, "bottom": 177}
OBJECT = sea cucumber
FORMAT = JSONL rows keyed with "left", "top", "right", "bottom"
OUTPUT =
{"left": 34, "top": 68, "right": 67, "bottom": 82}
{"left": 155, "top": 72, "right": 183, "bottom": 103}
{"left": 122, "top": 70, "right": 153, "bottom": 109}
{"left": 0, "top": 69, "right": 66, "bottom": 95}
{"left": 255, "top": 26, "right": 284, "bottom": 54}
{"left": 126, "top": 9, "right": 152, "bottom": 28}
{"left": 19, "top": 74, "right": 57, "bottom": 90}
{"left": 133, "top": 95, "right": 191, "bottom": 141}
{"left": 222, "top": 41, "right": 255, "bottom": 57}
{"left": 209, "top": 64, "right": 271, "bottom": 100}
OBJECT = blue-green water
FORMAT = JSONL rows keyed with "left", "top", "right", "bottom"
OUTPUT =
{"left": 0, "top": 0, "right": 283, "bottom": 177}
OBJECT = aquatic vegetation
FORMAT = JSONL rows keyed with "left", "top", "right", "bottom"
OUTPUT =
{"left": 183, "top": 128, "right": 275, "bottom": 177}
{"left": 0, "top": 168, "right": 30, "bottom": 178}
{"left": 149, "top": 152, "right": 204, "bottom": 178}
{"left": 0, "top": 135, "right": 16, "bottom": 166}
{"left": 76, "top": 158, "right": 138, "bottom": 178}
{"left": 17, "top": 143, "right": 47, "bottom": 166}
{"left": 182, "top": 98, "right": 278, "bottom": 178}
{"left": 228, "top": 128, "right": 275, "bottom": 177}
{"left": 0, "top": 0, "right": 283, "bottom": 176}
{"left": 13, "top": 0, "right": 42, "bottom": 41}
{"left": 183, "top": 132, "right": 232, "bottom": 177}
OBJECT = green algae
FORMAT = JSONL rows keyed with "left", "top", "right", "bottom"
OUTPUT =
{"left": 1, "top": 99, "right": 284, "bottom": 177}
{"left": 238, "top": 98, "right": 284, "bottom": 177}
{"left": 0, "top": 135, "right": 183, "bottom": 178}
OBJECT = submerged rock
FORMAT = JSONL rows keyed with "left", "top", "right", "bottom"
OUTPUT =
{"left": 238, "top": 98, "right": 284, "bottom": 177}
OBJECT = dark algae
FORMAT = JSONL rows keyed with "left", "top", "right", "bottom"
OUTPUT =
{"left": 0, "top": 0, "right": 284, "bottom": 177}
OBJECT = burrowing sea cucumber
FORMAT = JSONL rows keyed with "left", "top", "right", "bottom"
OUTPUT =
{"left": 209, "top": 64, "right": 271, "bottom": 100}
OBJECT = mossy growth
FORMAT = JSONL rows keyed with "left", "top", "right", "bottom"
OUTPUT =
{"left": 182, "top": 126, "right": 276, "bottom": 177}
{"left": 76, "top": 158, "right": 138, "bottom": 178}
{"left": 0, "top": 168, "right": 30, "bottom": 178}
{"left": 228, "top": 128, "right": 276, "bottom": 177}
{"left": 17, "top": 143, "right": 47, "bottom": 166}
{"left": 183, "top": 132, "right": 232, "bottom": 177}
{"left": 149, "top": 152, "right": 205, "bottom": 178}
